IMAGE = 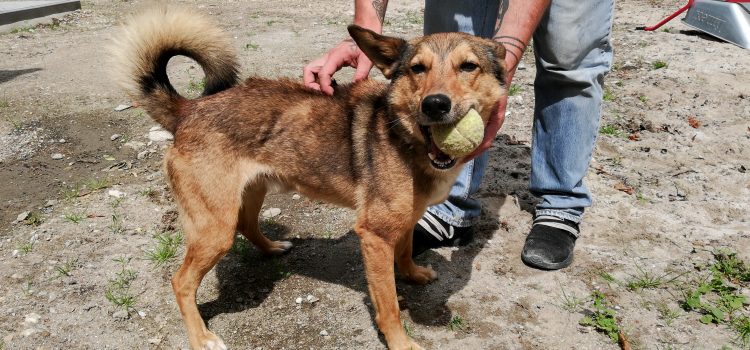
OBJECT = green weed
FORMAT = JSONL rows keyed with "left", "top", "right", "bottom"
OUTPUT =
{"left": 449, "top": 314, "right": 465, "bottom": 331}
{"left": 652, "top": 60, "right": 668, "bottom": 70}
{"left": 105, "top": 257, "right": 138, "bottom": 310}
{"left": 145, "top": 231, "right": 183, "bottom": 267}
{"left": 508, "top": 84, "right": 521, "bottom": 96}
{"left": 24, "top": 211, "right": 43, "bottom": 226}
{"left": 559, "top": 283, "right": 584, "bottom": 312}
{"left": 63, "top": 211, "right": 85, "bottom": 224}
{"left": 626, "top": 264, "right": 682, "bottom": 291}
{"left": 404, "top": 10, "right": 423, "bottom": 25}
{"left": 599, "top": 124, "right": 623, "bottom": 137}
{"left": 188, "top": 79, "right": 206, "bottom": 93}
{"left": 579, "top": 291, "right": 622, "bottom": 343}
{"left": 403, "top": 320, "right": 414, "bottom": 337}
{"left": 109, "top": 212, "right": 124, "bottom": 234}
{"left": 638, "top": 95, "right": 648, "bottom": 103}
{"left": 656, "top": 303, "right": 681, "bottom": 326}
{"left": 17, "top": 241, "right": 34, "bottom": 254}
{"left": 245, "top": 43, "right": 259, "bottom": 50}
{"left": 85, "top": 178, "right": 111, "bottom": 191}
{"left": 0, "top": 100, "right": 8, "bottom": 108}
{"left": 603, "top": 87, "right": 615, "bottom": 102}
{"left": 55, "top": 258, "right": 78, "bottom": 277}
{"left": 138, "top": 187, "right": 157, "bottom": 197}
{"left": 11, "top": 26, "right": 34, "bottom": 34}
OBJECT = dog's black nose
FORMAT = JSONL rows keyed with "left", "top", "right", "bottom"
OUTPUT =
{"left": 421, "top": 94, "right": 451, "bottom": 120}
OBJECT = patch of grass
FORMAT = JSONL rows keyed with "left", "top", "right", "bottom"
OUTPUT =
{"left": 188, "top": 79, "right": 206, "bottom": 93}
{"left": 109, "top": 212, "right": 124, "bottom": 234}
{"left": 638, "top": 95, "right": 648, "bottom": 103}
{"left": 404, "top": 10, "right": 423, "bottom": 25}
{"left": 245, "top": 43, "right": 259, "bottom": 50}
{"left": 0, "top": 100, "right": 8, "bottom": 108}
{"left": 636, "top": 192, "right": 648, "bottom": 205}
{"left": 403, "top": 320, "right": 414, "bottom": 337}
{"left": 508, "top": 84, "right": 521, "bottom": 96}
{"left": 323, "top": 231, "right": 334, "bottom": 239}
{"left": 681, "top": 249, "right": 750, "bottom": 342}
{"left": 6, "top": 117, "right": 23, "bottom": 132}
{"left": 110, "top": 197, "right": 124, "bottom": 209}
{"left": 599, "top": 124, "right": 623, "bottom": 137}
{"left": 652, "top": 60, "right": 668, "bottom": 70}
{"left": 105, "top": 257, "right": 138, "bottom": 310}
{"left": 61, "top": 183, "right": 83, "bottom": 201}
{"left": 24, "top": 211, "right": 44, "bottom": 226}
{"left": 602, "top": 87, "right": 615, "bottom": 102}
{"left": 600, "top": 272, "right": 617, "bottom": 284}
{"left": 580, "top": 291, "right": 622, "bottom": 343}
{"left": 558, "top": 283, "right": 584, "bottom": 312}
{"left": 657, "top": 303, "right": 681, "bottom": 326}
{"left": 55, "top": 258, "right": 78, "bottom": 278}
{"left": 662, "top": 28, "right": 671, "bottom": 33}
{"left": 265, "top": 20, "right": 278, "bottom": 26}
{"left": 63, "top": 211, "right": 85, "bottom": 224}
{"left": 85, "top": 178, "right": 111, "bottom": 191}
{"left": 11, "top": 25, "right": 34, "bottom": 34}
{"left": 138, "top": 187, "right": 157, "bottom": 197}
{"left": 231, "top": 235, "right": 253, "bottom": 258}
{"left": 145, "top": 231, "right": 183, "bottom": 267}
{"left": 17, "top": 241, "right": 34, "bottom": 254}
{"left": 274, "top": 258, "right": 294, "bottom": 279}
{"left": 733, "top": 316, "right": 750, "bottom": 347}
{"left": 449, "top": 314, "right": 465, "bottom": 331}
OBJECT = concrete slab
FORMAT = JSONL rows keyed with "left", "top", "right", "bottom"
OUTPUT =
{"left": 0, "top": 0, "right": 81, "bottom": 26}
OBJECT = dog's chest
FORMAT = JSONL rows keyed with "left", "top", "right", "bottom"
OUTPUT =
{"left": 426, "top": 172, "right": 460, "bottom": 206}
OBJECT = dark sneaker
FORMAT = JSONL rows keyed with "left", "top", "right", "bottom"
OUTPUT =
{"left": 521, "top": 215, "right": 579, "bottom": 270}
{"left": 412, "top": 211, "right": 474, "bottom": 256}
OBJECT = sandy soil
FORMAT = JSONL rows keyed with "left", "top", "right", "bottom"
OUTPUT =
{"left": 1, "top": 0, "right": 749, "bottom": 349}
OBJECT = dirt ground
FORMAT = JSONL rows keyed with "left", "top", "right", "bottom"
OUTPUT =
{"left": 1, "top": 0, "right": 749, "bottom": 349}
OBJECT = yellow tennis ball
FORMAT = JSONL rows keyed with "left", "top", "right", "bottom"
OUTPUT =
{"left": 432, "top": 108, "right": 485, "bottom": 158}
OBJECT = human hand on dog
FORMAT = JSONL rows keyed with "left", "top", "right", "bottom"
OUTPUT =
{"left": 303, "top": 39, "right": 373, "bottom": 95}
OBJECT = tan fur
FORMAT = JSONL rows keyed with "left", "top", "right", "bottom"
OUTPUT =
{"left": 113, "top": 6, "right": 505, "bottom": 350}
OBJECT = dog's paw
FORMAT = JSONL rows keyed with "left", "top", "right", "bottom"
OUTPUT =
{"left": 399, "top": 340, "right": 425, "bottom": 350}
{"left": 403, "top": 264, "right": 437, "bottom": 285}
{"left": 198, "top": 331, "right": 227, "bottom": 350}
{"left": 263, "top": 240, "right": 293, "bottom": 256}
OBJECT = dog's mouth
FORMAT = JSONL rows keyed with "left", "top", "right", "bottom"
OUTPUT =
{"left": 419, "top": 126, "right": 457, "bottom": 170}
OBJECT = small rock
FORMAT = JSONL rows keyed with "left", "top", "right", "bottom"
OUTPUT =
{"left": 114, "top": 104, "right": 132, "bottom": 112}
{"left": 137, "top": 150, "right": 150, "bottom": 160}
{"left": 704, "top": 47, "right": 715, "bottom": 53}
{"left": 112, "top": 310, "right": 129, "bottom": 320}
{"left": 21, "top": 328, "right": 37, "bottom": 337}
{"left": 44, "top": 200, "right": 57, "bottom": 207}
{"left": 692, "top": 131, "right": 707, "bottom": 142}
{"left": 58, "top": 139, "right": 65, "bottom": 143}
{"left": 262, "top": 208, "right": 281, "bottom": 218}
{"left": 123, "top": 141, "right": 146, "bottom": 151}
{"left": 517, "top": 62, "right": 526, "bottom": 70}
{"left": 138, "top": 310, "right": 147, "bottom": 319}
{"left": 24, "top": 313, "right": 41, "bottom": 324}
{"left": 306, "top": 295, "right": 319, "bottom": 303}
{"left": 108, "top": 190, "right": 126, "bottom": 198}
{"left": 295, "top": 297, "right": 303, "bottom": 304}
{"left": 51, "top": 153, "right": 64, "bottom": 160}
{"left": 16, "top": 211, "right": 30, "bottom": 222}
{"left": 12, "top": 250, "right": 19, "bottom": 257}
{"left": 319, "top": 330, "right": 329, "bottom": 337}
{"left": 148, "top": 128, "right": 174, "bottom": 142}
{"left": 110, "top": 134, "right": 121, "bottom": 141}
{"left": 292, "top": 194, "right": 301, "bottom": 200}
{"left": 148, "top": 337, "right": 161, "bottom": 344}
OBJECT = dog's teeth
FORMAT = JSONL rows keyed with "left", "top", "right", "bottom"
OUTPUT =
{"left": 428, "top": 152, "right": 436, "bottom": 160}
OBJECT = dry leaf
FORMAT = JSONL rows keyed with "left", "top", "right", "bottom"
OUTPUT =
{"left": 628, "top": 133, "right": 640, "bottom": 141}
{"left": 614, "top": 183, "right": 635, "bottom": 195}
{"left": 688, "top": 116, "right": 701, "bottom": 128}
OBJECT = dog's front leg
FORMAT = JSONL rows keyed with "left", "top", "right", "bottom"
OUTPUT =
{"left": 355, "top": 221, "right": 424, "bottom": 350}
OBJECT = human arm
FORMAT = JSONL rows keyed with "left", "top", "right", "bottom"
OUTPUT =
{"left": 463, "top": 0, "right": 550, "bottom": 161}
{"left": 302, "top": 0, "right": 388, "bottom": 95}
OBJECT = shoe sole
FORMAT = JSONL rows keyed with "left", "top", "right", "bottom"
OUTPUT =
{"left": 521, "top": 252, "right": 573, "bottom": 271}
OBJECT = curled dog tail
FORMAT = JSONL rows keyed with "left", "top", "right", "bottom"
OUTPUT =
{"left": 111, "top": 5, "right": 239, "bottom": 132}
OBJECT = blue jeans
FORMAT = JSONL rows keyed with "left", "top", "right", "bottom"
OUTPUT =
{"left": 423, "top": 0, "right": 614, "bottom": 226}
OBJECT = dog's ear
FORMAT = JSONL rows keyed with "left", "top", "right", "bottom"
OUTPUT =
{"left": 348, "top": 25, "right": 407, "bottom": 79}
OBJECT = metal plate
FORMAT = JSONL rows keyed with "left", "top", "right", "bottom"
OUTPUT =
{"left": 683, "top": 0, "right": 750, "bottom": 48}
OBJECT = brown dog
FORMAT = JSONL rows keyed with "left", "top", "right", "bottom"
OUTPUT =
{"left": 112, "top": 6, "right": 505, "bottom": 350}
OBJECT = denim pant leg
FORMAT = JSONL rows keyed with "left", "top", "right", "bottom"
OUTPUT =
{"left": 423, "top": 0, "right": 500, "bottom": 227}
{"left": 530, "top": 0, "right": 614, "bottom": 223}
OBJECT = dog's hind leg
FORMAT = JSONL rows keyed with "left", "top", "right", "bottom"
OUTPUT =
{"left": 167, "top": 153, "right": 241, "bottom": 350}
{"left": 395, "top": 225, "right": 437, "bottom": 285}
{"left": 237, "top": 181, "right": 292, "bottom": 255}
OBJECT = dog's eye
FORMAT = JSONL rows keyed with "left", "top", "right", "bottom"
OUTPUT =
{"left": 410, "top": 64, "right": 426, "bottom": 74}
{"left": 460, "top": 62, "right": 478, "bottom": 72}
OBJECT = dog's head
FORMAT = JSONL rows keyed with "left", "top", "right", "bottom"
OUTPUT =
{"left": 348, "top": 25, "right": 507, "bottom": 171}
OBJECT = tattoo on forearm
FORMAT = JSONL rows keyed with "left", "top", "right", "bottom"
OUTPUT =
{"left": 372, "top": 0, "right": 386, "bottom": 24}
{"left": 493, "top": 0, "right": 510, "bottom": 37}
